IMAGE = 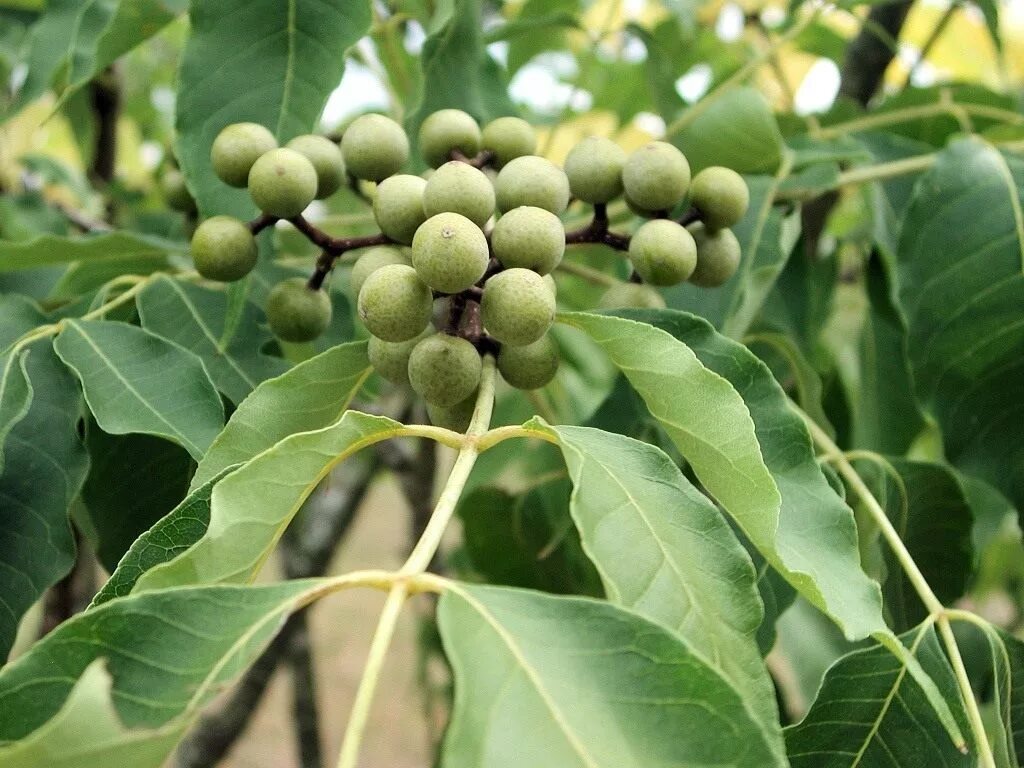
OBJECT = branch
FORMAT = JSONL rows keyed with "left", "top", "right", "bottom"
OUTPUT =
{"left": 839, "top": 1, "right": 912, "bottom": 106}
{"left": 88, "top": 67, "right": 120, "bottom": 186}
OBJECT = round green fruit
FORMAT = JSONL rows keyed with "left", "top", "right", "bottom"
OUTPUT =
{"left": 563, "top": 136, "right": 626, "bottom": 204}
{"left": 491, "top": 206, "right": 564, "bottom": 274}
{"left": 481, "top": 117, "right": 536, "bottom": 168}
{"left": 622, "top": 141, "right": 690, "bottom": 213}
{"left": 247, "top": 148, "right": 318, "bottom": 217}
{"left": 497, "top": 335, "right": 559, "bottom": 390}
{"left": 349, "top": 246, "right": 411, "bottom": 299}
{"left": 373, "top": 174, "right": 427, "bottom": 245}
{"left": 481, "top": 268, "right": 556, "bottom": 346}
{"left": 408, "top": 333, "right": 482, "bottom": 406}
{"left": 495, "top": 155, "right": 570, "bottom": 214}
{"left": 423, "top": 161, "right": 495, "bottom": 227}
{"left": 689, "top": 225, "right": 741, "bottom": 287}
{"left": 628, "top": 219, "right": 697, "bottom": 286}
{"left": 341, "top": 114, "right": 409, "bottom": 181}
{"left": 266, "top": 278, "right": 332, "bottom": 342}
{"left": 411, "top": 212, "right": 489, "bottom": 293}
{"left": 426, "top": 394, "right": 477, "bottom": 433}
{"left": 211, "top": 122, "right": 277, "bottom": 187}
{"left": 419, "top": 109, "right": 481, "bottom": 168}
{"left": 161, "top": 169, "right": 196, "bottom": 213}
{"left": 367, "top": 329, "right": 430, "bottom": 386}
{"left": 597, "top": 282, "right": 666, "bottom": 309}
{"left": 190, "top": 215, "right": 257, "bottom": 282}
{"left": 358, "top": 264, "right": 433, "bottom": 342}
{"left": 689, "top": 166, "right": 749, "bottom": 231}
{"left": 285, "top": 134, "right": 346, "bottom": 199}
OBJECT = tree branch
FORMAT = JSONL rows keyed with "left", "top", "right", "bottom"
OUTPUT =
{"left": 88, "top": 67, "right": 120, "bottom": 186}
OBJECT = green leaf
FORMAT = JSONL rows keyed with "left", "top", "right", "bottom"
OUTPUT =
{"left": 134, "top": 411, "right": 403, "bottom": 589}
{"left": 533, "top": 421, "right": 784, "bottom": 753}
{"left": 561, "top": 310, "right": 887, "bottom": 640}
{"left": 91, "top": 470, "right": 229, "bottom": 606}
{"left": 0, "top": 296, "right": 88, "bottom": 660}
{"left": 504, "top": 0, "right": 580, "bottom": 75}
{"left": 438, "top": 584, "right": 785, "bottom": 767}
{"left": 785, "top": 626, "right": 972, "bottom": 767}
{"left": 137, "top": 274, "right": 288, "bottom": 405}
{"left": 0, "top": 578, "right": 329, "bottom": 766}
{"left": 53, "top": 319, "right": 224, "bottom": 459}
{"left": 0, "top": 348, "right": 33, "bottom": 473}
{"left": 190, "top": 340, "right": 371, "bottom": 491}
{"left": 175, "top": 0, "right": 371, "bottom": 217}
{"left": 673, "top": 87, "right": 784, "bottom": 174}
{"left": 0, "top": 231, "right": 182, "bottom": 272}
{"left": 745, "top": 330, "right": 833, "bottom": 437}
{"left": 81, "top": 424, "right": 192, "bottom": 572}
{"left": 405, "top": 0, "right": 517, "bottom": 166}
{"left": 896, "top": 138, "right": 1024, "bottom": 509}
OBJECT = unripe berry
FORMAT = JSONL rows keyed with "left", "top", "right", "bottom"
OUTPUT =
{"left": 358, "top": 264, "right": 433, "bottom": 342}
{"left": 598, "top": 282, "right": 666, "bottom": 309}
{"left": 491, "top": 206, "right": 565, "bottom": 274}
{"left": 285, "top": 134, "right": 346, "bottom": 199}
{"left": 419, "top": 109, "right": 481, "bottom": 168}
{"left": 161, "top": 169, "right": 196, "bottom": 213}
{"left": 341, "top": 114, "right": 409, "bottom": 181}
{"left": 349, "top": 246, "right": 412, "bottom": 299}
{"left": 497, "top": 334, "right": 559, "bottom": 390}
{"left": 543, "top": 273, "right": 557, "bottom": 297}
{"left": 427, "top": 396, "right": 476, "bottom": 433}
{"left": 373, "top": 174, "right": 427, "bottom": 244}
{"left": 191, "top": 215, "right": 257, "bottom": 282}
{"left": 622, "top": 141, "right": 690, "bottom": 213}
{"left": 628, "top": 219, "right": 697, "bottom": 286}
{"left": 367, "top": 329, "right": 430, "bottom": 386}
{"left": 689, "top": 225, "right": 741, "bottom": 287}
{"left": 408, "top": 333, "right": 482, "bottom": 406}
{"left": 564, "top": 136, "right": 626, "bottom": 204}
{"left": 423, "top": 161, "right": 495, "bottom": 227}
{"left": 247, "top": 148, "right": 318, "bottom": 217}
{"left": 266, "top": 278, "right": 332, "bottom": 342}
{"left": 481, "top": 268, "right": 556, "bottom": 346}
{"left": 411, "top": 212, "right": 489, "bottom": 293}
{"left": 481, "top": 117, "right": 536, "bottom": 168}
{"left": 689, "top": 166, "right": 750, "bottom": 231}
{"left": 211, "top": 122, "right": 277, "bottom": 187}
{"left": 495, "top": 156, "right": 570, "bottom": 214}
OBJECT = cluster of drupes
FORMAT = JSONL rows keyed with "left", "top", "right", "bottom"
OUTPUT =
{"left": 187, "top": 110, "right": 749, "bottom": 431}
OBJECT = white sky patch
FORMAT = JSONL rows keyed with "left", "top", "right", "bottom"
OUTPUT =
{"left": 487, "top": 40, "right": 510, "bottom": 66}
{"left": 633, "top": 111, "right": 666, "bottom": 136}
{"left": 621, "top": 34, "right": 648, "bottom": 63}
{"left": 716, "top": 4, "right": 745, "bottom": 42}
{"left": 794, "top": 58, "right": 841, "bottom": 114}
{"left": 140, "top": 141, "right": 163, "bottom": 171}
{"left": 760, "top": 5, "right": 787, "bottom": 28}
{"left": 404, "top": 20, "right": 426, "bottom": 54}
{"left": 322, "top": 61, "right": 389, "bottom": 126}
{"left": 675, "top": 64, "right": 712, "bottom": 103}
{"left": 150, "top": 85, "right": 175, "bottom": 119}
{"left": 624, "top": 0, "right": 646, "bottom": 18}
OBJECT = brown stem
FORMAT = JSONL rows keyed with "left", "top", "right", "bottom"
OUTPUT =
{"left": 89, "top": 67, "right": 120, "bottom": 186}
{"left": 248, "top": 213, "right": 278, "bottom": 235}
{"left": 450, "top": 149, "right": 495, "bottom": 169}
{"left": 40, "top": 530, "right": 94, "bottom": 636}
{"left": 564, "top": 203, "right": 631, "bottom": 250}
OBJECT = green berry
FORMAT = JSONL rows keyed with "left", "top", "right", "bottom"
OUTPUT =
{"left": 628, "top": 219, "right": 697, "bottom": 286}
{"left": 689, "top": 225, "right": 741, "bottom": 287}
{"left": 689, "top": 166, "right": 749, "bottom": 231}
{"left": 411, "top": 212, "right": 489, "bottom": 293}
{"left": 358, "top": 264, "right": 433, "bottom": 342}
{"left": 491, "top": 206, "right": 565, "bottom": 274}
{"left": 563, "top": 136, "right": 626, "bottom": 204}
{"left": 408, "top": 333, "right": 482, "bottom": 406}
{"left": 266, "top": 278, "right": 332, "bottom": 342}
{"left": 426, "top": 394, "right": 477, "bottom": 432}
{"left": 161, "top": 169, "right": 196, "bottom": 213}
{"left": 341, "top": 114, "right": 409, "bottom": 181}
{"left": 543, "top": 273, "right": 557, "bottom": 297}
{"left": 191, "top": 215, "right": 257, "bottom": 282}
{"left": 349, "top": 246, "right": 411, "bottom": 299}
{"left": 423, "top": 161, "right": 495, "bottom": 227}
{"left": 373, "top": 174, "right": 427, "bottom": 245}
{"left": 211, "top": 122, "right": 278, "bottom": 187}
{"left": 495, "top": 155, "right": 570, "bottom": 214}
{"left": 597, "top": 282, "right": 666, "bottom": 309}
{"left": 497, "top": 334, "right": 559, "bottom": 390}
{"left": 285, "top": 134, "right": 346, "bottom": 199}
{"left": 481, "top": 117, "right": 536, "bottom": 168}
{"left": 419, "top": 109, "right": 481, "bottom": 168}
{"left": 247, "top": 148, "right": 318, "bottom": 217}
{"left": 622, "top": 141, "right": 691, "bottom": 213}
{"left": 481, "top": 268, "right": 556, "bottom": 346}
{"left": 367, "top": 329, "right": 430, "bottom": 386}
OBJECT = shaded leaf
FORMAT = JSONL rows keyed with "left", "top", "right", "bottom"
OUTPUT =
{"left": 0, "top": 231, "right": 182, "bottom": 272}
{"left": 0, "top": 348, "right": 33, "bottom": 473}
{"left": 673, "top": 87, "right": 784, "bottom": 174}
